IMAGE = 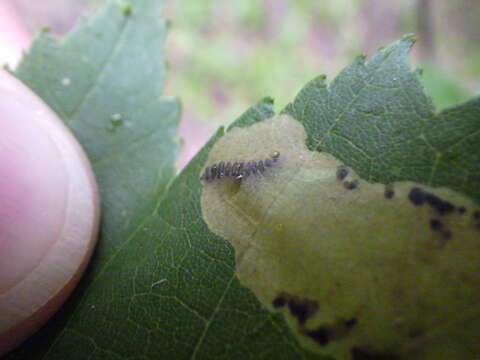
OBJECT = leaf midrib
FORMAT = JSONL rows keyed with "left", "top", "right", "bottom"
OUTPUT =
{"left": 66, "top": 16, "right": 130, "bottom": 123}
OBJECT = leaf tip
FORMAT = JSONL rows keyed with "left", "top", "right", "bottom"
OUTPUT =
{"left": 262, "top": 96, "right": 275, "bottom": 105}
{"left": 311, "top": 74, "right": 328, "bottom": 85}
{"left": 355, "top": 54, "right": 367, "bottom": 61}
{"left": 40, "top": 26, "right": 51, "bottom": 33}
{"left": 120, "top": 2, "right": 133, "bottom": 16}
{"left": 3, "top": 63, "right": 12, "bottom": 73}
{"left": 401, "top": 33, "right": 417, "bottom": 44}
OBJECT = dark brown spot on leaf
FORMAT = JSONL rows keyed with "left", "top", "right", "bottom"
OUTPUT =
{"left": 457, "top": 206, "right": 466, "bottom": 214}
{"left": 345, "top": 317, "right": 358, "bottom": 329}
{"left": 287, "top": 297, "right": 318, "bottom": 325}
{"left": 337, "top": 167, "right": 349, "bottom": 181}
{"left": 408, "top": 187, "right": 456, "bottom": 215}
{"left": 408, "top": 187, "right": 425, "bottom": 206}
{"left": 430, "top": 219, "right": 443, "bottom": 231}
{"left": 305, "top": 327, "right": 332, "bottom": 346}
{"left": 384, "top": 187, "right": 395, "bottom": 199}
{"left": 344, "top": 180, "right": 359, "bottom": 190}
{"left": 272, "top": 295, "right": 287, "bottom": 308}
{"left": 424, "top": 193, "right": 455, "bottom": 215}
{"left": 351, "top": 347, "right": 399, "bottom": 360}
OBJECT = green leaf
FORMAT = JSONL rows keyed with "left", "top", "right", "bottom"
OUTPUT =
{"left": 197, "top": 36, "right": 480, "bottom": 359}
{"left": 13, "top": 0, "right": 181, "bottom": 264}
{"left": 283, "top": 35, "right": 480, "bottom": 202}
{"left": 7, "top": 2, "right": 480, "bottom": 358}
{"left": 8, "top": 0, "right": 181, "bottom": 358}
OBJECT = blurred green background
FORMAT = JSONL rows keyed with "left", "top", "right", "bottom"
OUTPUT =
{"left": 8, "top": 0, "right": 480, "bottom": 166}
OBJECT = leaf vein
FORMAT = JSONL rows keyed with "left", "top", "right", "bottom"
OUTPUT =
{"left": 67, "top": 16, "right": 130, "bottom": 121}
{"left": 318, "top": 50, "right": 395, "bottom": 149}
{"left": 189, "top": 275, "right": 234, "bottom": 359}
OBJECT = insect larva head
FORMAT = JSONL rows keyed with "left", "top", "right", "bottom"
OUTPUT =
{"left": 270, "top": 151, "right": 280, "bottom": 161}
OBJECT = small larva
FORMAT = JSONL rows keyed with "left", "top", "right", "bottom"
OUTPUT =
{"left": 200, "top": 151, "right": 280, "bottom": 182}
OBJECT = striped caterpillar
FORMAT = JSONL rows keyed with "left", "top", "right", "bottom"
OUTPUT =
{"left": 200, "top": 151, "right": 280, "bottom": 182}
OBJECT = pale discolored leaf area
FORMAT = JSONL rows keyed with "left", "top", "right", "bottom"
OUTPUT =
{"left": 4, "top": 1, "right": 480, "bottom": 359}
{"left": 201, "top": 115, "right": 480, "bottom": 359}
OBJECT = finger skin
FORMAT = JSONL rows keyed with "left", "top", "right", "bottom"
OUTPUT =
{"left": 0, "top": 69, "right": 100, "bottom": 356}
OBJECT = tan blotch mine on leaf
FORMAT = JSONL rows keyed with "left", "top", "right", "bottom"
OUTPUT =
{"left": 201, "top": 115, "right": 480, "bottom": 360}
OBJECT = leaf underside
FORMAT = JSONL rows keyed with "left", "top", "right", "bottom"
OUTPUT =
{"left": 6, "top": 1, "right": 480, "bottom": 359}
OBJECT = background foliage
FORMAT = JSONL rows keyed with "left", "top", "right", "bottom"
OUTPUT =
{"left": 9, "top": 0, "right": 479, "bottom": 135}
